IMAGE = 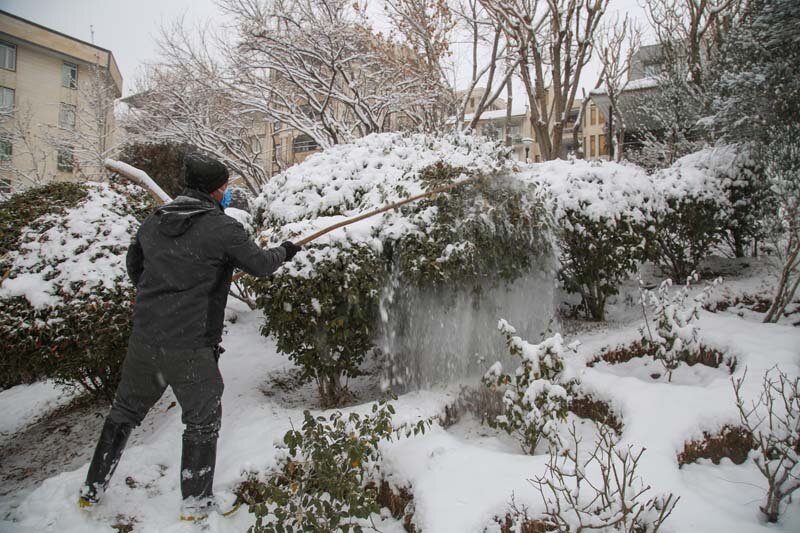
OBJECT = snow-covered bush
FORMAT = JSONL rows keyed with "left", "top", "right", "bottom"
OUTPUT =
{"left": 527, "top": 423, "right": 679, "bottom": 532}
{"left": 0, "top": 181, "right": 151, "bottom": 398}
{"left": 639, "top": 273, "right": 721, "bottom": 380}
{"left": 254, "top": 244, "right": 388, "bottom": 406}
{"left": 248, "top": 133, "right": 553, "bottom": 406}
{"left": 648, "top": 148, "right": 737, "bottom": 279}
{"left": 521, "top": 159, "right": 654, "bottom": 321}
{"left": 733, "top": 367, "right": 800, "bottom": 523}
{"left": 482, "top": 319, "right": 576, "bottom": 454}
{"left": 245, "top": 400, "right": 430, "bottom": 532}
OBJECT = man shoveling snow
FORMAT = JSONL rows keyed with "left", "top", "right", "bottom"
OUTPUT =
{"left": 78, "top": 153, "right": 301, "bottom": 521}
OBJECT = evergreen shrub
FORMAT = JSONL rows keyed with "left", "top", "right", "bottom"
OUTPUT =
{"left": 245, "top": 399, "right": 430, "bottom": 532}
{"left": 0, "top": 181, "right": 151, "bottom": 398}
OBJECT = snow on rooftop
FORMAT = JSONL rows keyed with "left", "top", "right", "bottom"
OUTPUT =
{"left": 591, "top": 76, "right": 661, "bottom": 96}
{"left": 461, "top": 105, "right": 528, "bottom": 123}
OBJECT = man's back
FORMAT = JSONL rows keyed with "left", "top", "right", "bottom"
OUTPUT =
{"left": 127, "top": 189, "right": 285, "bottom": 348}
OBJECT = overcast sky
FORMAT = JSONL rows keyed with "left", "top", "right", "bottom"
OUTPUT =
{"left": 3, "top": 0, "right": 653, "bottom": 99}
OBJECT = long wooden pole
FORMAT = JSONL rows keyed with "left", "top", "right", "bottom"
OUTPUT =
{"left": 104, "top": 159, "right": 482, "bottom": 279}
{"left": 294, "top": 176, "right": 482, "bottom": 246}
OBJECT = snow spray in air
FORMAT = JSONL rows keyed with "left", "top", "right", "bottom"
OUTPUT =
{"left": 377, "top": 256, "right": 558, "bottom": 391}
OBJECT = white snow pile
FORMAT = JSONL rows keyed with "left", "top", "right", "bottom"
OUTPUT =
{"left": 518, "top": 158, "right": 654, "bottom": 222}
{"left": 517, "top": 144, "right": 749, "bottom": 223}
{"left": 0, "top": 182, "right": 145, "bottom": 309}
{"left": 650, "top": 144, "right": 751, "bottom": 202}
{"left": 253, "top": 132, "right": 512, "bottom": 264}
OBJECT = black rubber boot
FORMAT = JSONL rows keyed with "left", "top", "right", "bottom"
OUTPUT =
{"left": 80, "top": 418, "right": 133, "bottom": 504}
{"left": 180, "top": 435, "right": 217, "bottom": 503}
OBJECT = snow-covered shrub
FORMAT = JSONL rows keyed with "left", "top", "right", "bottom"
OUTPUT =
{"left": 482, "top": 319, "right": 576, "bottom": 454}
{"left": 0, "top": 181, "right": 151, "bottom": 398}
{"left": 521, "top": 160, "right": 654, "bottom": 321}
{"left": 648, "top": 148, "right": 737, "bottom": 279}
{"left": 254, "top": 244, "right": 388, "bottom": 406}
{"left": 638, "top": 273, "right": 722, "bottom": 380}
{"left": 677, "top": 425, "right": 754, "bottom": 467}
{"left": 733, "top": 367, "right": 800, "bottom": 523}
{"left": 249, "top": 133, "right": 553, "bottom": 405}
{"left": 245, "top": 399, "right": 430, "bottom": 532}
{"left": 527, "top": 423, "right": 679, "bottom": 532}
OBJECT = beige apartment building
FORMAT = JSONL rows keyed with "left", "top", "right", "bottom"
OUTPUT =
{"left": 461, "top": 86, "right": 582, "bottom": 162}
{"left": 0, "top": 10, "right": 122, "bottom": 194}
{"left": 582, "top": 99, "right": 608, "bottom": 160}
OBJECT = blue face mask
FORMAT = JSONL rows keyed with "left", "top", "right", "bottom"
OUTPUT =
{"left": 220, "top": 188, "right": 232, "bottom": 209}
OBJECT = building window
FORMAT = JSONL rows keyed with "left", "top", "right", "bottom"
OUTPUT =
{"left": 59, "top": 103, "right": 76, "bottom": 129}
{"left": 0, "top": 176, "right": 10, "bottom": 194}
{"left": 643, "top": 62, "right": 662, "bottom": 77}
{"left": 0, "top": 138, "right": 11, "bottom": 161}
{"left": 0, "top": 41, "right": 16, "bottom": 71}
{"left": 57, "top": 148, "right": 74, "bottom": 171}
{"left": 508, "top": 124, "right": 521, "bottom": 143}
{"left": 0, "top": 87, "right": 14, "bottom": 113}
{"left": 590, "top": 105, "right": 597, "bottom": 126}
{"left": 590, "top": 135, "right": 596, "bottom": 158}
{"left": 599, "top": 135, "right": 608, "bottom": 156}
{"left": 62, "top": 62, "right": 78, "bottom": 89}
{"left": 292, "top": 134, "right": 319, "bottom": 154}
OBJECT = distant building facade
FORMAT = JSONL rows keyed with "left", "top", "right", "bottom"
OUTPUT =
{"left": 0, "top": 10, "right": 122, "bottom": 194}
{"left": 459, "top": 86, "right": 583, "bottom": 161}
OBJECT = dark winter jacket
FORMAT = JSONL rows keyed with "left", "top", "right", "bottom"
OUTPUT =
{"left": 126, "top": 189, "right": 285, "bottom": 348}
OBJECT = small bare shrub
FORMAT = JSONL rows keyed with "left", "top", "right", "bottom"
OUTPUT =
{"left": 528, "top": 424, "right": 679, "bottom": 532}
{"left": 733, "top": 367, "right": 800, "bottom": 523}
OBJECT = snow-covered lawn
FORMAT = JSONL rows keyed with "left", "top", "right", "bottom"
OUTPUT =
{"left": 0, "top": 265, "right": 798, "bottom": 532}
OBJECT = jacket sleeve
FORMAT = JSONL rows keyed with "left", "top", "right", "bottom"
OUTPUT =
{"left": 126, "top": 233, "right": 144, "bottom": 286}
{"left": 223, "top": 220, "right": 286, "bottom": 277}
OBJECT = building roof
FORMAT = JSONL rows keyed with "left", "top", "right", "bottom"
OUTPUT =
{"left": 0, "top": 10, "right": 123, "bottom": 97}
{"left": 461, "top": 105, "right": 528, "bottom": 123}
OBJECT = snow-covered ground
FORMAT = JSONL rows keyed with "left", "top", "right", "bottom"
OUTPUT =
{"left": 0, "top": 259, "right": 798, "bottom": 532}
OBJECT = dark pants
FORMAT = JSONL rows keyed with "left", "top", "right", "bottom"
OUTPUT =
{"left": 82, "top": 340, "right": 224, "bottom": 502}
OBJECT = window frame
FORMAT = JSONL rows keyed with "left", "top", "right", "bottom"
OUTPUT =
{"left": 59, "top": 102, "right": 77, "bottom": 130}
{"left": 62, "top": 62, "right": 78, "bottom": 89}
{"left": 57, "top": 147, "right": 74, "bottom": 172}
{"left": 0, "top": 41, "right": 16, "bottom": 71}
{"left": 0, "top": 137, "right": 12, "bottom": 161}
{"left": 0, "top": 86, "right": 14, "bottom": 113}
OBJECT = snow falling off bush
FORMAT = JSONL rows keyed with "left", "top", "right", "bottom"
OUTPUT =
{"left": 248, "top": 133, "right": 555, "bottom": 404}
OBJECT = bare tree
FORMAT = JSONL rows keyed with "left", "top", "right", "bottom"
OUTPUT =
{"left": 48, "top": 64, "right": 122, "bottom": 181}
{"left": 480, "top": 0, "right": 609, "bottom": 161}
{"left": 645, "top": 0, "right": 738, "bottom": 89}
{"left": 596, "top": 15, "right": 640, "bottom": 161}
{"left": 448, "top": 0, "right": 519, "bottom": 130}
{"left": 0, "top": 102, "right": 50, "bottom": 187}
{"left": 733, "top": 367, "right": 800, "bottom": 522}
{"left": 220, "top": 0, "right": 447, "bottom": 144}
{"left": 123, "top": 20, "right": 270, "bottom": 194}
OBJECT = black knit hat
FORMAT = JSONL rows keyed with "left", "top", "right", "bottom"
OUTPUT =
{"left": 184, "top": 153, "right": 229, "bottom": 194}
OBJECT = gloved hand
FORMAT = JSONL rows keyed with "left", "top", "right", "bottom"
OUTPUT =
{"left": 280, "top": 241, "right": 301, "bottom": 261}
